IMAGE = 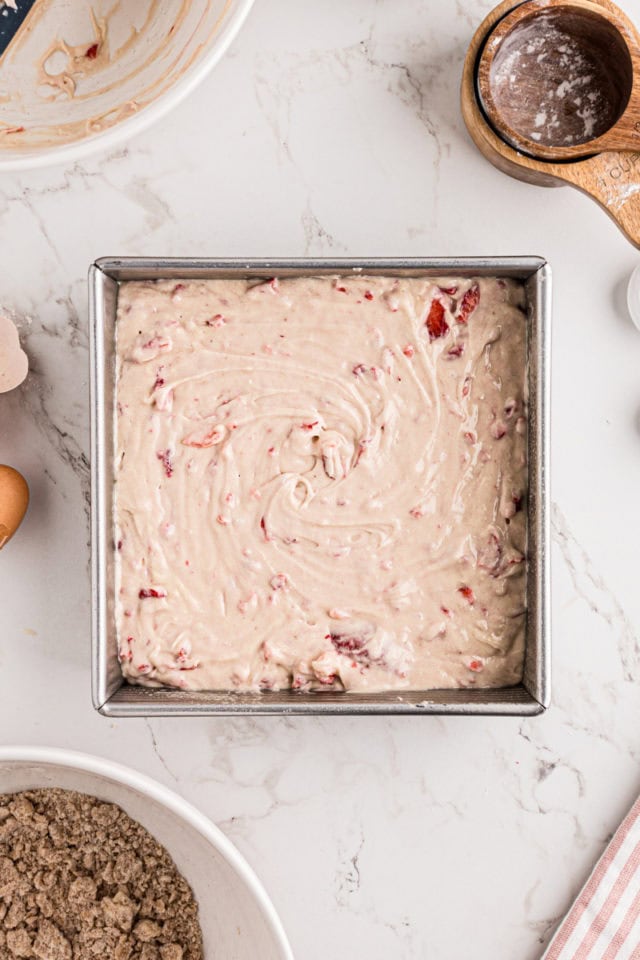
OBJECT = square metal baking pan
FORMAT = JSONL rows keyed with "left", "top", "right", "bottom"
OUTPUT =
{"left": 90, "top": 257, "right": 550, "bottom": 717}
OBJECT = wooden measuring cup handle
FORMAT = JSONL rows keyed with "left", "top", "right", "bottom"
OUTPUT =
{"left": 565, "top": 152, "right": 640, "bottom": 248}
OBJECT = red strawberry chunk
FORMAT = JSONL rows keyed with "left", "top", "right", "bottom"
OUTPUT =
{"left": 139, "top": 588, "right": 167, "bottom": 599}
{"left": 156, "top": 449, "right": 173, "bottom": 478}
{"left": 425, "top": 299, "right": 449, "bottom": 340}
{"left": 330, "top": 632, "right": 369, "bottom": 663}
{"left": 456, "top": 283, "right": 480, "bottom": 324}
{"left": 446, "top": 343, "right": 464, "bottom": 359}
{"left": 459, "top": 585, "right": 475, "bottom": 605}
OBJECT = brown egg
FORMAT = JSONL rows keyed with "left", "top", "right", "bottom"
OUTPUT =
{"left": 0, "top": 464, "right": 29, "bottom": 549}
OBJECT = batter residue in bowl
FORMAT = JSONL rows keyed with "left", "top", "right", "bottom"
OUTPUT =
{"left": 0, "top": 0, "right": 226, "bottom": 150}
{"left": 114, "top": 275, "right": 528, "bottom": 693}
{"left": 0, "top": 788, "right": 203, "bottom": 959}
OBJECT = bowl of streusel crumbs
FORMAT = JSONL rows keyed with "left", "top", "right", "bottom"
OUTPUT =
{"left": 0, "top": 747, "right": 293, "bottom": 960}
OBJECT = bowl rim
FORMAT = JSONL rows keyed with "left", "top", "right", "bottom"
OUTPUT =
{"left": 0, "top": 0, "right": 256, "bottom": 173}
{"left": 0, "top": 745, "right": 294, "bottom": 960}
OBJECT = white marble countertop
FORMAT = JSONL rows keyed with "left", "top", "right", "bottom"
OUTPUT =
{"left": 2, "top": 0, "right": 640, "bottom": 957}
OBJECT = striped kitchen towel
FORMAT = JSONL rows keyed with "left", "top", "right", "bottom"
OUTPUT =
{"left": 543, "top": 794, "right": 640, "bottom": 959}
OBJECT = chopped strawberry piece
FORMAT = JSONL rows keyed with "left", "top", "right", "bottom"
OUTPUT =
{"left": 468, "top": 658, "right": 484, "bottom": 672}
{"left": 132, "top": 335, "right": 172, "bottom": 363}
{"left": 352, "top": 363, "right": 368, "bottom": 377}
{"left": 156, "top": 449, "right": 173, "bottom": 478}
{"left": 402, "top": 344, "right": 415, "bottom": 358}
{"left": 182, "top": 424, "right": 226, "bottom": 447}
{"left": 425, "top": 299, "right": 449, "bottom": 340}
{"left": 456, "top": 283, "right": 480, "bottom": 324}
{"left": 439, "top": 285, "right": 458, "bottom": 296}
{"left": 446, "top": 344, "right": 464, "bottom": 359}
{"left": 85, "top": 43, "right": 99, "bottom": 59}
{"left": 459, "top": 585, "right": 475, "bottom": 605}
{"left": 364, "top": 290, "right": 374, "bottom": 300}
{"left": 139, "top": 588, "right": 167, "bottom": 599}
{"left": 331, "top": 633, "right": 369, "bottom": 660}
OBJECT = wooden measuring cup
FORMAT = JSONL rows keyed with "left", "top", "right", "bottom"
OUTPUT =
{"left": 460, "top": 0, "right": 640, "bottom": 248}
{"left": 477, "top": 0, "right": 640, "bottom": 161}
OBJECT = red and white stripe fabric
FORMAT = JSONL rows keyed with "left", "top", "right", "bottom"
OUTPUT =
{"left": 543, "top": 795, "right": 640, "bottom": 960}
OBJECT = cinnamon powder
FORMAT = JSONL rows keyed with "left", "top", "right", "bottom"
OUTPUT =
{"left": 0, "top": 789, "right": 203, "bottom": 960}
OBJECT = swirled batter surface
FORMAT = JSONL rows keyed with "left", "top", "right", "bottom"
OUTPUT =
{"left": 114, "top": 275, "right": 528, "bottom": 693}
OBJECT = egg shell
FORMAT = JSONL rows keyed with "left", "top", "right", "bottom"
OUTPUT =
{"left": 0, "top": 316, "right": 28, "bottom": 393}
{"left": 0, "top": 464, "right": 29, "bottom": 548}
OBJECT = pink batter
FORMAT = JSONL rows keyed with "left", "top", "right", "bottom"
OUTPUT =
{"left": 114, "top": 275, "right": 528, "bottom": 693}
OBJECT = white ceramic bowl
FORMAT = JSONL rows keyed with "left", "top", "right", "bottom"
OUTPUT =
{"left": 0, "top": 747, "right": 293, "bottom": 960}
{"left": 0, "top": 0, "right": 254, "bottom": 172}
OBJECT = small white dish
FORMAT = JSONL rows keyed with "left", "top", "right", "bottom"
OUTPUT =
{"left": 0, "top": 746, "right": 293, "bottom": 960}
{"left": 627, "top": 263, "right": 640, "bottom": 331}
